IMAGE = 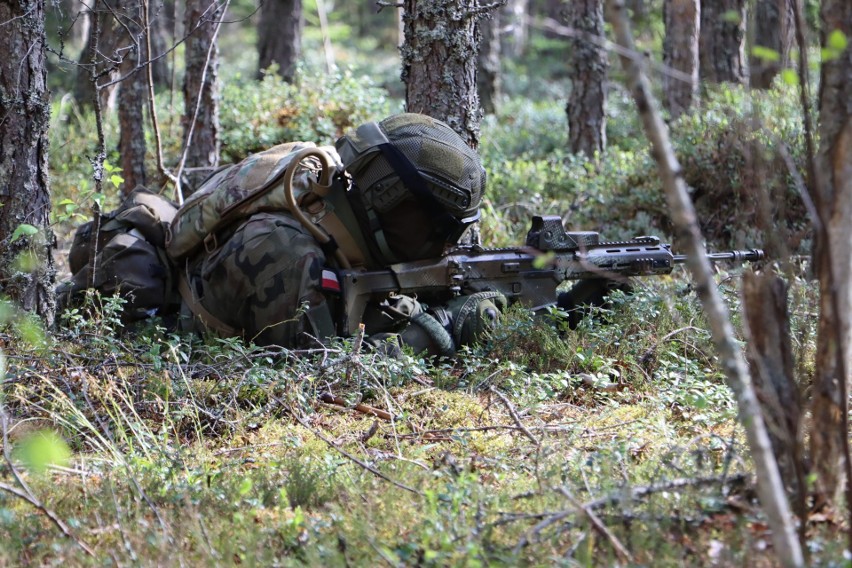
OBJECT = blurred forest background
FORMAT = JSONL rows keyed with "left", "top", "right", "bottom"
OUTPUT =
{"left": 0, "top": 0, "right": 850, "bottom": 565}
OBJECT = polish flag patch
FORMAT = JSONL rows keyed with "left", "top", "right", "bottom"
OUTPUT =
{"left": 321, "top": 269, "right": 341, "bottom": 293}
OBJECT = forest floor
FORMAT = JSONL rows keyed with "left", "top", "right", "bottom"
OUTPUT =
{"left": 1, "top": 275, "right": 846, "bottom": 566}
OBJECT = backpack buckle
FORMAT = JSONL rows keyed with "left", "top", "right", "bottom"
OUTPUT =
{"left": 203, "top": 232, "right": 218, "bottom": 254}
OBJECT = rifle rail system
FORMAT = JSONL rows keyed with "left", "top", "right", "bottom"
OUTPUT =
{"left": 337, "top": 215, "right": 763, "bottom": 336}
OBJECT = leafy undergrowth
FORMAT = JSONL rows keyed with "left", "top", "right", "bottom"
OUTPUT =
{"left": 0, "top": 274, "right": 837, "bottom": 566}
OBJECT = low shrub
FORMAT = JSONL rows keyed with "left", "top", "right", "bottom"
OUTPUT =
{"left": 480, "top": 83, "right": 810, "bottom": 252}
{"left": 219, "top": 66, "right": 396, "bottom": 161}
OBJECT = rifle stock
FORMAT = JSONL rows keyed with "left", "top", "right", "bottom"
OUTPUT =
{"left": 337, "top": 215, "right": 763, "bottom": 336}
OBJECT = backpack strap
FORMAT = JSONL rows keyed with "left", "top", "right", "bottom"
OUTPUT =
{"left": 176, "top": 267, "right": 240, "bottom": 337}
{"left": 304, "top": 197, "right": 368, "bottom": 268}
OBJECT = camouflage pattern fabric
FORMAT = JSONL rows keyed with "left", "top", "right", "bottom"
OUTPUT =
{"left": 167, "top": 142, "right": 344, "bottom": 261}
{"left": 335, "top": 113, "right": 486, "bottom": 263}
{"left": 185, "top": 212, "right": 336, "bottom": 347}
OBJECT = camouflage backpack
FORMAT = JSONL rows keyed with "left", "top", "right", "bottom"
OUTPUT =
{"left": 166, "top": 143, "right": 368, "bottom": 346}
{"left": 57, "top": 187, "right": 180, "bottom": 322}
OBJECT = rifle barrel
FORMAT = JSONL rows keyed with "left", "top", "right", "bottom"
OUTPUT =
{"left": 672, "top": 249, "right": 764, "bottom": 264}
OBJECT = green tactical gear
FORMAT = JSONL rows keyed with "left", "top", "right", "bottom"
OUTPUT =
{"left": 166, "top": 141, "right": 370, "bottom": 267}
{"left": 167, "top": 143, "right": 364, "bottom": 346}
{"left": 57, "top": 187, "right": 180, "bottom": 322}
{"left": 335, "top": 113, "right": 486, "bottom": 264}
{"left": 443, "top": 291, "right": 508, "bottom": 346}
{"left": 178, "top": 212, "right": 336, "bottom": 347}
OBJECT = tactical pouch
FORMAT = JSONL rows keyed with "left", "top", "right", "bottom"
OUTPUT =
{"left": 57, "top": 187, "right": 180, "bottom": 322}
{"left": 177, "top": 212, "right": 338, "bottom": 348}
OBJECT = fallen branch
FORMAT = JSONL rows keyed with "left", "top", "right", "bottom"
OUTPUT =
{"left": 489, "top": 386, "right": 540, "bottom": 446}
{"left": 513, "top": 473, "right": 748, "bottom": 553}
{"left": 558, "top": 486, "right": 633, "bottom": 563}
{"left": 638, "top": 326, "right": 703, "bottom": 365}
{"left": 319, "top": 392, "right": 394, "bottom": 421}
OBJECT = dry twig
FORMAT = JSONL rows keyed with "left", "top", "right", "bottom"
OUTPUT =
{"left": 488, "top": 386, "right": 540, "bottom": 446}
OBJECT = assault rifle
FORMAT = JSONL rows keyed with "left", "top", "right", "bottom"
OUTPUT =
{"left": 336, "top": 215, "right": 763, "bottom": 336}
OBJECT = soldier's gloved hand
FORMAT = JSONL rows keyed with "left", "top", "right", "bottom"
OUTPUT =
{"left": 372, "top": 292, "right": 508, "bottom": 359}
{"left": 556, "top": 278, "right": 632, "bottom": 329}
{"left": 434, "top": 291, "right": 508, "bottom": 347}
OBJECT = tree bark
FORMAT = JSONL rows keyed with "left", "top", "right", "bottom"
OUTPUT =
{"left": 699, "top": 0, "right": 747, "bottom": 84}
{"left": 182, "top": 0, "right": 221, "bottom": 195}
{"left": 117, "top": 0, "right": 148, "bottom": 196}
{"left": 73, "top": 3, "right": 122, "bottom": 109}
{"left": 401, "top": 0, "right": 484, "bottom": 149}
{"left": 626, "top": 0, "right": 647, "bottom": 23}
{"left": 257, "top": 0, "right": 302, "bottom": 81}
{"left": 605, "top": 1, "right": 803, "bottom": 564}
{"left": 751, "top": 0, "right": 794, "bottom": 89}
{"left": 565, "top": 0, "right": 608, "bottom": 158}
{"left": 0, "top": 0, "right": 56, "bottom": 324}
{"left": 742, "top": 272, "right": 803, "bottom": 497}
{"left": 146, "top": 0, "right": 171, "bottom": 89}
{"left": 810, "top": 0, "right": 852, "bottom": 508}
{"left": 502, "top": 0, "right": 529, "bottom": 58}
{"left": 663, "top": 0, "right": 699, "bottom": 119}
{"left": 477, "top": 9, "right": 501, "bottom": 115}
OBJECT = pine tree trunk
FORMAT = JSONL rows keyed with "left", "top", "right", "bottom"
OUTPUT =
{"left": 401, "top": 0, "right": 483, "bottom": 149}
{"left": 663, "top": 0, "right": 699, "bottom": 118}
{"left": 501, "top": 0, "right": 529, "bottom": 57}
{"left": 477, "top": 10, "right": 502, "bottom": 115}
{"left": 183, "top": 0, "right": 221, "bottom": 195}
{"left": 73, "top": 3, "right": 122, "bottom": 109}
{"left": 0, "top": 0, "right": 56, "bottom": 324}
{"left": 257, "top": 0, "right": 302, "bottom": 81}
{"left": 147, "top": 0, "right": 171, "bottom": 89}
{"left": 565, "top": 0, "right": 608, "bottom": 158}
{"left": 810, "top": 0, "right": 852, "bottom": 508}
{"left": 699, "top": 0, "right": 747, "bottom": 84}
{"left": 117, "top": 0, "right": 147, "bottom": 196}
{"left": 742, "top": 271, "right": 803, "bottom": 498}
{"left": 751, "top": 0, "right": 794, "bottom": 89}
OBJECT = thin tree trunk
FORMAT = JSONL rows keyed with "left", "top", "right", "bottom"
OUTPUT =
{"left": 256, "top": 0, "right": 302, "bottom": 81}
{"left": 117, "top": 0, "right": 147, "bottom": 195}
{"left": 606, "top": 1, "right": 803, "bottom": 565}
{"left": 742, "top": 272, "right": 803, "bottom": 495}
{"left": 810, "top": 0, "right": 852, "bottom": 509}
{"left": 663, "top": 0, "right": 699, "bottom": 119}
{"left": 751, "top": 0, "right": 794, "bottom": 89}
{"left": 477, "top": 10, "right": 501, "bottom": 115}
{"left": 699, "top": 0, "right": 747, "bottom": 84}
{"left": 0, "top": 0, "right": 56, "bottom": 324}
{"left": 502, "top": 0, "right": 529, "bottom": 58}
{"left": 401, "top": 0, "right": 483, "bottom": 149}
{"left": 565, "top": 0, "right": 608, "bottom": 158}
{"left": 73, "top": 3, "right": 122, "bottom": 109}
{"left": 182, "top": 0, "right": 221, "bottom": 195}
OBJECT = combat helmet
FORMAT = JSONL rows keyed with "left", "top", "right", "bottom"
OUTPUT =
{"left": 335, "top": 113, "right": 485, "bottom": 264}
